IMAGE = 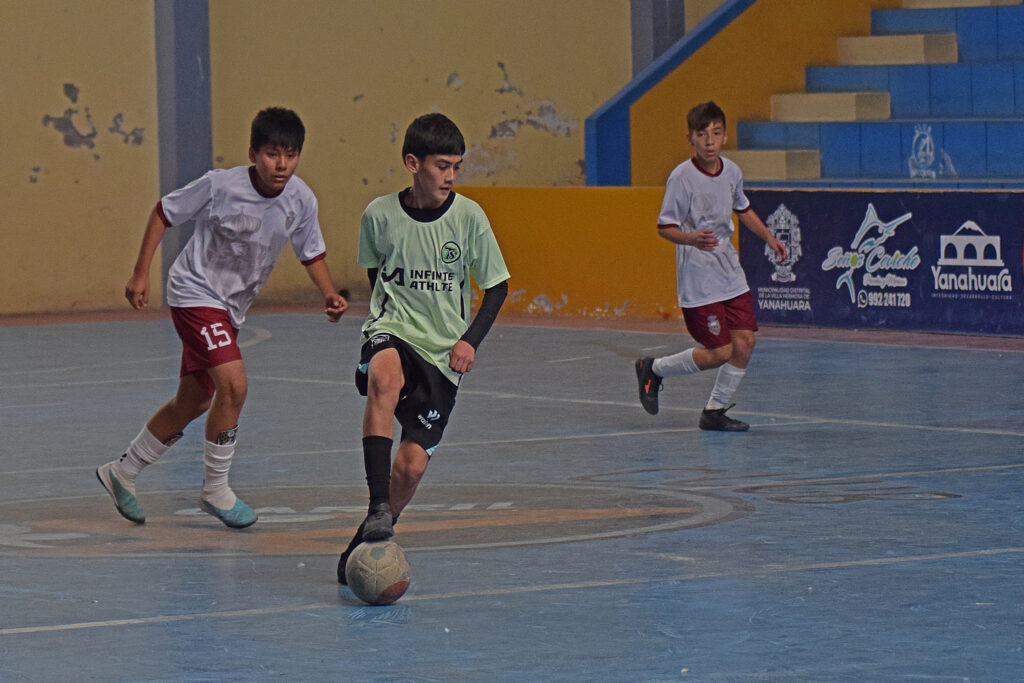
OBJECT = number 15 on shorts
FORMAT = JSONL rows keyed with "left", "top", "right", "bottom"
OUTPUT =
{"left": 200, "top": 322, "right": 232, "bottom": 350}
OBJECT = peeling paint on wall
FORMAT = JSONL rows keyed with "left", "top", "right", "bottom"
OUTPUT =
{"left": 525, "top": 101, "right": 576, "bottom": 137}
{"left": 42, "top": 108, "right": 98, "bottom": 149}
{"left": 487, "top": 100, "right": 576, "bottom": 141}
{"left": 109, "top": 113, "right": 144, "bottom": 145}
{"left": 495, "top": 61, "right": 523, "bottom": 96}
{"left": 489, "top": 119, "right": 522, "bottom": 139}
{"left": 460, "top": 143, "right": 518, "bottom": 181}
{"left": 527, "top": 293, "right": 568, "bottom": 313}
{"left": 446, "top": 72, "right": 463, "bottom": 89}
{"left": 509, "top": 288, "right": 526, "bottom": 303}
{"left": 42, "top": 85, "right": 147, "bottom": 151}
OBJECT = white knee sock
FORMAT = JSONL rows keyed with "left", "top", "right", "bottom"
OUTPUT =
{"left": 706, "top": 363, "right": 746, "bottom": 410}
{"left": 652, "top": 348, "right": 700, "bottom": 377}
{"left": 202, "top": 440, "right": 237, "bottom": 509}
{"left": 115, "top": 427, "right": 172, "bottom": 483}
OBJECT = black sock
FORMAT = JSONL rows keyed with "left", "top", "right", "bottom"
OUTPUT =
{"left": 362, "top": 435, "right": 393, "bottom": 506}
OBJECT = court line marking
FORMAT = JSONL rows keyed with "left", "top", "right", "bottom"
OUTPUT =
{"left": 0, "top": 418, "right": 1017, "bottom": 479}
{"left": 0, "top": 327, "right": 271, "bottom": 379}
{"left": 3, "top": 545, "right": 1021, "bottom": 636}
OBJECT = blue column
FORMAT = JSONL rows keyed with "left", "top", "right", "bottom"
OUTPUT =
{"left": 154, "top": 0, "right": 212, "bottom": 300}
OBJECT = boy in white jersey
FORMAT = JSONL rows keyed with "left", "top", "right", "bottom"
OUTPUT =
{"left": 635, "top": 101, "right": 786, "bottom": 431}
{"left": 96, "top": 107, "right": 348, "bottom": 528}
{"left": 337, "top": 113, "right": 510, "bottom": 584}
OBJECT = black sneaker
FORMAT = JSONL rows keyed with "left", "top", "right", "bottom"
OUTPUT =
{"left": 362, "top": 501, "right": 394, "bottom": 541}
{"left": 337, "top": 546, "right": 352, "bottom": 585}
{"left": 699, "top": 404, "right": 749, "bottom": 431}
{"left": 635, "top": 357, "right": 662, "bottom": 415}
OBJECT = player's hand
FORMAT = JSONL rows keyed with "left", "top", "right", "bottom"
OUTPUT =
{"left": 692, "top": 229, "right": 719, "bottom": 251}
{"left": 125, "top": 272, "right": 150, "bottom": 309}
{"left": 449, "top": 340, "right": 476, "bottom": 374}
{"left": 325, "top": 292, "right": 348, "bottom": 322}
{"left": 769, "top": 237, "right": 788, "bottom": 261}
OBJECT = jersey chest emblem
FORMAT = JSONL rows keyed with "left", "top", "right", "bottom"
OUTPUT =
{"left": 441, "top": 241, "right": 461, "bottom": 264}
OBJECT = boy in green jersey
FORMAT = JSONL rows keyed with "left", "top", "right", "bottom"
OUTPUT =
{"left": 339, "top": 113, "right": 510, "bottom": 583}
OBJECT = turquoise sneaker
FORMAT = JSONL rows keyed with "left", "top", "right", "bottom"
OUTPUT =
{"left": 96, "top": 462, "right": 146, "bottom": 524}
{"left": 199, "top": 495, "right": 258, "bottom": 529}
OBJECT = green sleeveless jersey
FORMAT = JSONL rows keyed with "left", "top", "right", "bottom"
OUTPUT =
{"left": 358, "top": 191, "right": 510, "bottom": 385}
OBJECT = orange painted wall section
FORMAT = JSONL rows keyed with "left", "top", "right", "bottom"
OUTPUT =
{"left": 630, "top": 0, "right": 902, "bottom": 186}
{"left": 458, "top": 186, "right": 687, "bottom": 321}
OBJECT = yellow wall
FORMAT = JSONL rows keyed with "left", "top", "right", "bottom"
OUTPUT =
{"left": 208, "top": 0, "right": 632, "bottom": 303}
{"left": 458, "top": 186, "right": 678, "bottom": 320}
{"left": 631, "top": 0, "right": 902, "bottom": 186}
{"left": 0, "top": 1, "right": 159, "bottom": 315}
{"left": 0, "top": 1, "right": 631, "bottom": 316}
{"left": 685, "top": 0, "right": 728, "bottom": 31}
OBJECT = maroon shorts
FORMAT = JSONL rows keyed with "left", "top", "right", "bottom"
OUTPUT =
{"left": 682, "top": 291, "right": 758, "bottom": 350}
{"left": 170, "top": 307, "right": 242, "bottom": 397}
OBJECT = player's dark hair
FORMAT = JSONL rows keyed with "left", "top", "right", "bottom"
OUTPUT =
{"left": 686, "top": 101, "right": 726, "bottom": 134}
{"left": 402, "top": 113, "right": 465, "bottom": 159}
{"left": 250, "top": 107, "right": 305, "bottom": 152}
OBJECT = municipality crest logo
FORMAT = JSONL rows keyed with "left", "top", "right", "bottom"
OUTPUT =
{"left": 766, "top": 204, "right": 802, "bottom": 283}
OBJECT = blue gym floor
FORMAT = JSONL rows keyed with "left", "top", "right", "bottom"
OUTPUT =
{"left": 1, "top": 309, "right": 1022, "bottom": 681}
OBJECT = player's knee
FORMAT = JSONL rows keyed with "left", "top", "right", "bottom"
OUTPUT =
{"left": 216, "top": 376, "right": 247, "bottom": 410}
{"left": 367, "top": 369, "right": 403, "bottom": 399}
{"left": 706, "top": 344, "right": 733, "bottom": 367}
{"left": 732, "top": 333, "right": 756, "bottom": 361}
{"left": 190, "top": 397, "right": 212, "bottom": 420}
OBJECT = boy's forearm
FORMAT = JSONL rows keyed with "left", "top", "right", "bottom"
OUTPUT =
{"left": 133, "top": 206, "right": 168, "bottom": 275}
{"left": 304, "top": 258, "right": 337, "bottom": 297}
{"left": 657, "top": 225, "right": 692, "bottom": 246}
{"left": 738, "top": 210, "right": 773, "bottom": 243}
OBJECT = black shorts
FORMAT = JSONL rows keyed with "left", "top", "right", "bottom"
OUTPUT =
{"left": 355, "top": 333, "right": 457, "bottom": 455}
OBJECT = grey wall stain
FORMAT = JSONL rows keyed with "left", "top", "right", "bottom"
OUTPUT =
{"left": 63, "top": 83, "right": 79, "bottom": 103}
{"left": 42, "top": 108, "right": 98, "bottom": 149}
{"left": 460, "top": 143, "right": 518, "bottom": 181}
{"left": 524, "top": 101, "right": 576, "bottom": 137}
{"left": 489, "top": 119, "right": 522, "bottom": 139}
{"left": 487, "top": 101, "right": 576, "bottom": 141}
{"left": 109, "top": 113, "right": 145, "bottom": 145}
{"left": 446, "top": 72, "right": 464, "bottom": 89}
{"left": 495, "top": 62, "right": 523, "bottom": 96}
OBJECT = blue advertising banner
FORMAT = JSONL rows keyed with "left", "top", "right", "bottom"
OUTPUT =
{"left": 741, "top": 191, "right": 1024, "bottom": 336}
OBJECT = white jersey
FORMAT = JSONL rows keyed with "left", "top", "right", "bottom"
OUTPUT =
{"left": 161, "top": 166, "right": 326, "bottom": 327}
{"left": 658, "top": 156, "right": 751, "bottom": 308}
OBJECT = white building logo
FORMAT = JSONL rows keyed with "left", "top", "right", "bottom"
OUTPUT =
{"left": 937, "top": 221, "right": 1004, "bottom": 267}
{"left": 931, "top": 221, "right": 1012, "bottom": 294}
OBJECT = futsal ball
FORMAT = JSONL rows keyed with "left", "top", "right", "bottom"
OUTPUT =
{"left": 345, "top": 540, "right": 411, "bottom": 605}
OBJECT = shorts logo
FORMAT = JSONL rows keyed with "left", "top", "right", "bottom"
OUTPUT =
{"left": 370, "top": 334, "right": 391, "bottom": 346}
{"left": 441, "top": 242, "right": 461, "bottom": 264}
{"left": 418, "top": 409, "right": 441, "bottom": 429}
{"left": 707, "top": 315, "right": 721, "bottom": 336}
